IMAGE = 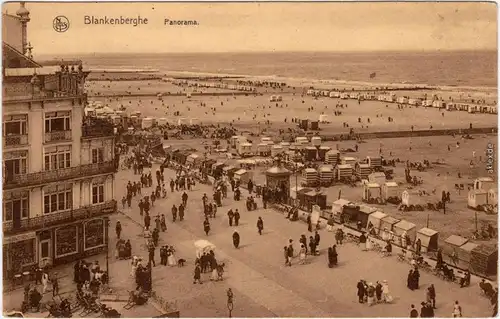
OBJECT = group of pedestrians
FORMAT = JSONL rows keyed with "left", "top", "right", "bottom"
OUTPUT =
{"left": 357, "top": 279, "right": 392, "bottom": 306}
{"left": 119, "top": 152, "right": 480, "bottom": 318}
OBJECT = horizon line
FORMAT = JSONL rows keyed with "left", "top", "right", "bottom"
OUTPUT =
{"left": 35, "top": 48, "right": 497, "bottom": 58}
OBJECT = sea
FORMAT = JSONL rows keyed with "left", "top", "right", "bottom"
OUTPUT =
{"left": 48, "top": 50, "right": 497, "bottom": 89}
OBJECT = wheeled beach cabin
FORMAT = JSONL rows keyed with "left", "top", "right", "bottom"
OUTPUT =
{"left": 474, "top": 177, "right": 495, "bottom": 192}
{"left": 408, "top": 98, "right": 421, "bottom": 106}
{"left": 295, "top": 136, "right": 309, "bottom": 145}
{"left": 468, "top": 189, "right": 488, "bottom": 209}
{"left": 397, "top": 96, "right": 408, "bottom": 104}
{"left": 237, "top": 142, "right": 253, "bottom": 157}
{"left": 432, "top": 101, "right": 446, "bottom": 108}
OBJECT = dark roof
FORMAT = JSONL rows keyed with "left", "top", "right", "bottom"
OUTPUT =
{"left": 266, "top": 166, "right": 291, "bottom": 176}
{"left": 2, "top": 41, "right": 41, "bottom": 68}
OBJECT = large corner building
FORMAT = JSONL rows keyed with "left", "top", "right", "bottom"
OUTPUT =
{"left": 2, "top": 2, "right": 117, "bottom": 278}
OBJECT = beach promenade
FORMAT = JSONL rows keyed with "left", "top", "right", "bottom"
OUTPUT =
{"left": 113, "top": 164, "right": 494, "bottom": 317}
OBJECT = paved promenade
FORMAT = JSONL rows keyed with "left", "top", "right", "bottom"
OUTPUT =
{"left": 115, "top": 164, "right": 494, "bottom": 317}
{"left": 5, "top": 164, "right": 492, "bottom": 317}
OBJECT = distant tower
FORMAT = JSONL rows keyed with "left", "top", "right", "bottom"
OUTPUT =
{"left": 16, "top": 2, "right": 30, "bottom": 54}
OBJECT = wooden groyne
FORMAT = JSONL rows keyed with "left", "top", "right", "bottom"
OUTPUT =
{"left": 322, "top": 127, "right": 497, "bottom": 141}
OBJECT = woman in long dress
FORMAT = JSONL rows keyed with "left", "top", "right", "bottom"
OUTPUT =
{"left": 382, "top": 280, "right": 392, "bottom": 303}
{"left": 367, "top": 283, "right": 376, "bottom": 306}
{"left": 299, "top": 244, "right": 307, "bottom": 265}
{"left": 366, "top": 236, "right": 372, "bottom": 251}
{"left": 42, "top": 271, "right": 49, "bottom": 294}
{"left": 167, "top": 247, "right": 177, "bottom": 266}
{"left": 130, "top": 256, "right": 138, "bottom": 278}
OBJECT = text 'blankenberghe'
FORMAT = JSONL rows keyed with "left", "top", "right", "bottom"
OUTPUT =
{"left": 84, "top": 15, "right": 149, "bottom": 26}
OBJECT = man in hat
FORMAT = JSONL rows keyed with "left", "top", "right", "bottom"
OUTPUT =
{"left": 116, "top": 221, "right": 122, "bottom": 239}
{"left": 357, "top": 279, "right": 365, "bottom": 303}
{"left": 409, "top": 304, "right": 419, "bottom": 317}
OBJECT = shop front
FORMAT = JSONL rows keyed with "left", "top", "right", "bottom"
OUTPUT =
{"left": 83, "top": 218, "right": 108, "bottom": 257}
{"left": 54, "top": 224, "right": 79, "bottom": 260}
{"left": 51, "top": 217, "right": 109, "bottom": 265}
{"left": 3, "top": 232, "right": 37, "bottom": 278}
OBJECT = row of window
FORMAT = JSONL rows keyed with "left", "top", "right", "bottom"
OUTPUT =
{"left": 3, "top": 112, "right": 71, "bottom": 136}
{"left": 3, "top": 183, "right": 107, "bottom": 222}
{"left": 4, "top": 148, "right": 106, "bottom": 177}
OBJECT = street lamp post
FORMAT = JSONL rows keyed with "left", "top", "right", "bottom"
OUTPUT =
{"left": 227, "top": 288, "right": 234, "bottom": 318}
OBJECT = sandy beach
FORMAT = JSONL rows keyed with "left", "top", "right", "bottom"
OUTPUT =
{"left": 84, "top": 70, "right": 497, "bottom": 248}
{"left": 86, "top": 74, "right": 497, "bottom": 135}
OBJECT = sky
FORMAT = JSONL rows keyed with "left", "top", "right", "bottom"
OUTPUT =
{"left": 2, "top": 1, "right": 498, "bottom": 55}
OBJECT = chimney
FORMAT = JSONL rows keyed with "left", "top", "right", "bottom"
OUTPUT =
{"left": 16, "top": 2, "right": 30, "bottom": 54}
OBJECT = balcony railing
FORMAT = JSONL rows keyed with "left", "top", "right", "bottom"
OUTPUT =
{"left": 3, "top": 134, "right": 28, "bottom": 147}
{"left": 3, "top": 93, "right": 87, "bottom": 104}
{"left": 82, "top": 119, "right": 115, "bottom": 139}
{"left": 3, "top": 200, "right": 116, "bottom": 235}
{"left": 44, "top": 130, "right": 72, "bottom": 143}
{"left": 3, "top": 161, "right": 116, "bottom": 190}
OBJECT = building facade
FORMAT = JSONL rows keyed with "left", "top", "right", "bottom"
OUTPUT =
{"left": 2, "top": 3, "right": 117, "bottom": 278}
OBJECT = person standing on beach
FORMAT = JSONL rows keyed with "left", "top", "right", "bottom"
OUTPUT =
{"left": 234, "top": 209, "right": 240, "bottom": 226}
{"left": 227, "top": 209, "right": 234, "bottom": 226}
{"left": 257, "top": 217, "right": 264, "bottom": 235}
{"left": 203, "top": 218, "right": 211, "bottom": 235}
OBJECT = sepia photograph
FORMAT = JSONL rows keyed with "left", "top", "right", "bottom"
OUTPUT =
{"left": 1, "top": 1, "right": 498, "bottom": 317}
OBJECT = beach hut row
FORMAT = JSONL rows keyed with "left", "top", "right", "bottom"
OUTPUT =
{"left": 443, "top": 235, "right": 497, "bottom": 276}
{"left": 362, "top": 180, "right": 398, "bottom": 203}
{"left": 305, "top": 89, "right": 496, "bottom": 114}
{"left": 330, "top": 199, "right": 439, "bottom": 252}
{"left": 377, "top": 94, "right": 397, "bottom": 102}
{"left": 323, "top": 153, "right": 384, "bottom": 184}
{"left": 306, "top": 89, "right": 375, "bottom": 101}
{"left": 327, "top": 199, "right": 497, "bottom": 277}
{"left": 179, "top": 154, "right": 255, "bottom": 185}
{"left": 171, "top": 79, "right": 256, "bottom": 92}
{"left": 141, "top": 117, "right": 200, "bottom": 127}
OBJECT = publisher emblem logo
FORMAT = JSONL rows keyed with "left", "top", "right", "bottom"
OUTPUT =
{"left": 53, "top": 16, "right": 70, "bottom": 33}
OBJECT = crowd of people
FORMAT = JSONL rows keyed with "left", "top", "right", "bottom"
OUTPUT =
{"left": 112, "top": 144, "right": 498, "bottom": 317}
